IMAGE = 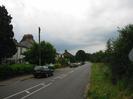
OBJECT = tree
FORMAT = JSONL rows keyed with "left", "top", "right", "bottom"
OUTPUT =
{"left": 85, "top": 53, "right": 91, "bottom": 61}
{"left": 103, "top": 24, "right": 133, "bottom": 85}
{"left": 111, "top": 24, "right": 133, "bottom": 78}
{"left": 56, "top": 57, "right": 69, "bottom": 67}
{"left": 75, "top": 50, "right": 86, "bottom": 62}
{"left": 24, "top": 41, "right": 56, "bottom": 65}
{"left": 104, "top": 39, "right": 113, "bottom": 63}
{"left": 89, "top": 50, "right": 105, "bottom": 62}
{"left": 0, "top": 6, "right": 17, "bottom": 63}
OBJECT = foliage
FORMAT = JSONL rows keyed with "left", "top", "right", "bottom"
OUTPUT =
{"left": 106, "top": 24, "right": 133, "bottom": 83}
{"left": 54, "top": 63, "right": 62, "bottom": 68}
{"left": 89, "top": 24, "right": 133, "bottom": 86}
{"left": 0, "top": 65, "right": 12, "bottom": 79}
{"left": 0, "top": 5, "right": 17, "bottom": 62}
{"left": 88, "top": 63, "right": 133, "bottom": 99}
{"left": 24, "top": 41, "right": 56, "bottom": 65}
{"left": 85, "top": 53, "right": 91, "bottom": 61}
{"left": 0, "top": 64, "right": 34, "bottom": 79}
{"left": 89, "top": 50, "right": 106, "bottom": 62}
{"left": 75, "top": 50, "right": 86, "bottom": 62}
{"left": 56, "top": 57, "right": 69, "bottom": 67}
{"left": 69, "top": 56, "right": 76, "bottom": 63}
{"left": 104, "top": 39, "right": 114, "bottom": 63}
{"left": 10, "top": 64, "right": 34, "bottom": 74}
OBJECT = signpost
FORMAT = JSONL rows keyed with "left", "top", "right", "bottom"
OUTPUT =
{"left": 128, "top": 48, "right": 133, "bottom": 62}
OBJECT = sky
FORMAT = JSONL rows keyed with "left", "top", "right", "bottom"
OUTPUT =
{"left": 0, "top": 0, "right": 133, "bottom": 54}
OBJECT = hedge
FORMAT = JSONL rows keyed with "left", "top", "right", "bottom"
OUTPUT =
{"left": 0, "top": 64, "right": 34, "bottom": 80}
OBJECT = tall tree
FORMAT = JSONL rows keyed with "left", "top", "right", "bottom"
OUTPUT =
{"left": 104, "top": 39, "right": 113, "bottom": 63}
{"left": 0, "top": 5, "right": 17, "bottom": 63}
{"left": 24, "top": 41, "right": 56, "bottom": 65}
{"left": 75, "top": 50, "right": 86, "bottom": 62}
{"left": 111, "top": 24, "right": 133, "bottom": 79}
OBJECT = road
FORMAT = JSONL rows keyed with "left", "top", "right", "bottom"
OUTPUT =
{"left": 0, "top": 62, "right": 91, "bottom": 99}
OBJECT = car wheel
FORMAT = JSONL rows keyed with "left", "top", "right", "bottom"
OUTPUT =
{"left": 51, "top": 73, "right": 53, "bottom": 76}
{"left": 45, "top": 74, "right": 49, "bottom": 78}
{"left": 34, "top": 75, "right": 37, "bottom": 78}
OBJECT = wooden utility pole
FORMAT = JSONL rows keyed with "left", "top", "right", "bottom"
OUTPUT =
{"left": 129, "top": 48, "right": 133, "bottom": 62}
{"left": 38, "top": 27, "right": 41, "bottom": 65}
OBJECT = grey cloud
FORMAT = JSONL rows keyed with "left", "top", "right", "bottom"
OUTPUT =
{"left": 1, "top": 0, "right": 133, "bottom": 53}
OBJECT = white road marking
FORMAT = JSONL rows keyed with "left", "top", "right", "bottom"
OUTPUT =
{"left": 50, "top": 79, "right": 55, "bottom": 82}
{"left": 59, "top": 74, "right": 68, "bottom": 79}
{"left": 53, "top": 76, "right": 61, "bottom": 80}
{"left": 3, "top": 70, "right": 75, "bottom": 99}
{"left": 3, "top": 83, "right": 44, "bottom": 99}
{"left": 21, "top": 83, "right": 52, "bottom": 99}
{"left": 25, "top": 90, "right": 30, "bottom": 94}
{"left": 69, "top": 70, "right": 74, "bottom": 74}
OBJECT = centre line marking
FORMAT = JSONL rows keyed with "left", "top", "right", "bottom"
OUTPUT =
{"left": 21, "top": 82, "right": 52, "bottom": 99}
{"left": 54, "top": 76, "right": 60, "bottom": 80}
{"left": 3, "top": 83, "right": 44, "bottom": 99}
{"left": 25, "top": 90, "right": 30, "bottom": 94}
{"left": 69, "top": 70, "right": 74, "bottom": 74}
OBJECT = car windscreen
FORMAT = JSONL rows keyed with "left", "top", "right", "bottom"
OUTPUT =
{"left": 34, "top": 66, "right": 43, "bottom": 70}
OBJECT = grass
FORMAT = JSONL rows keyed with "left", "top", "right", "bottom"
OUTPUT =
{"left": 87, "top": 63, "right": 133, "bottom": 99}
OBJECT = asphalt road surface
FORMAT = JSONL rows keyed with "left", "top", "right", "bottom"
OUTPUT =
{"left": 0, "top": 62, "right": 91, "bottom": 99}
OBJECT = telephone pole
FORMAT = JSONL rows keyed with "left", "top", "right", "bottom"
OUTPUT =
{"left": 38, "top": 27, "right": 41, "bottom": 65}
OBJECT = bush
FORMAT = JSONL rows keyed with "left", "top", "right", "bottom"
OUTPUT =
{"left": 10, "top": 64, "right": 34, "bottom": 75}
{"left": 0, "top": 65, "right": 12, "bottom": 79}
{"left": 54, "top": 63, "right": 62, "bottom": 68}
{"left": 56, "top": 57, "right": 69, "bottom": 67}
{"left": 0, "top": 64, "right": 34, "bottom": 80}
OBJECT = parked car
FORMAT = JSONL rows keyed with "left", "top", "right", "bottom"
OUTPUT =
{"left": 46, "top": 64, "right": 55, "bottom": 72}
{"left": 81, "top": 62, "right": 85, "bottom": 65}
{"left": 77, "top": 62, "right": 81, "bottom": 66}
{"left": 69, "top": 63, "right": 79, "bottom": 68}
{"left": 33, "top": 66, "right": 54, "bottom": 78}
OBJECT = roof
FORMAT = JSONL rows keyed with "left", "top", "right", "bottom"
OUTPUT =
{"left": 63, "top": 50, "right": 73, "bottom": 57}
{"left": 19, "top": 34, "right": 35, "bottom": 48}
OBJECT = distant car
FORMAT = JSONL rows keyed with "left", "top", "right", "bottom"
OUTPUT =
{"left": 70, "top": 63, "right": 79, "bottom": 68}
{"left": 81, "top": 62, "right": 85, "bottom": 65}
{"left": 33, "top": 66, "right": 54, "bottom": 78}
{"left": 77, "top": 62, "right": 81, "bottom": 66}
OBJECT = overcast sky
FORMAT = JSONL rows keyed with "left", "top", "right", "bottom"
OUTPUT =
{"left": 0, "top": 0, "right": 133, "bottom": 54}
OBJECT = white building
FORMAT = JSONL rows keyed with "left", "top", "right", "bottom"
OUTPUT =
{"left": 9, "top": 43, "right": 27, "bottom": 63}
{"left": 6, "top": 34, "right": 35, "bottom": 63}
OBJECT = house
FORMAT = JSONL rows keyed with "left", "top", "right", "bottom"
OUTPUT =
{"left": 7, "top": 34, "right": 35, "bottom": 63}
{"left": 20, "top": 34, "right": 35, "bottom": 48}
{"left": 62, "top": 50, "right": 73, "bottom": 58}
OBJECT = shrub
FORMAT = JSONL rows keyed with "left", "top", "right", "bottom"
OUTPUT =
{"left": 0, "top": 65, "right": 12, "bottom": 79}
{"left": 54, "top": 63, "right": 62, "bottom": 68}
{"left": 0, "top": 64, "right": 34, "bottom": 80}
{"left": 10, "top": 64, "right": 34, "bottom": 74}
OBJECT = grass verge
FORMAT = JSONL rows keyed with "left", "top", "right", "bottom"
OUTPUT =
{"left": 87, "top": 63, "right": 133, "bottom": 99}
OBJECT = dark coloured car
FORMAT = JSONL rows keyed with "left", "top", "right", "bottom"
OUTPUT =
{"left": 33, "top": 66, "right": 54, "bottom": 78}
{"left": 47, "top": 64, "right": 55, "bottom": 72}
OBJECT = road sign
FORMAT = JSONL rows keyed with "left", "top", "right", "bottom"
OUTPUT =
{"left": 128, "top": 48, "right": 133, "bottom": 62}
